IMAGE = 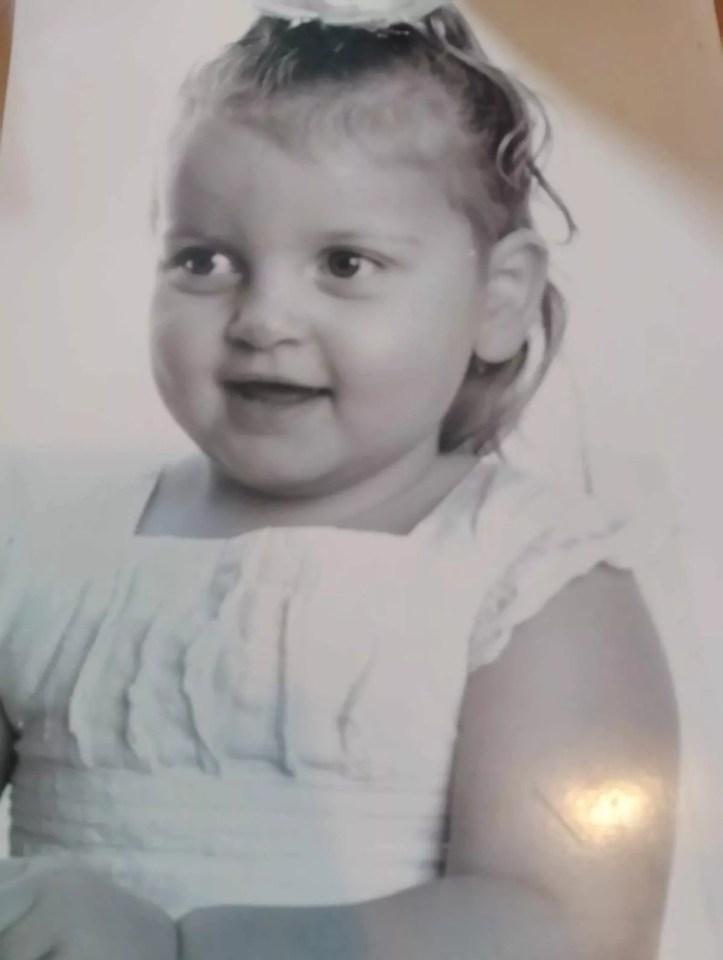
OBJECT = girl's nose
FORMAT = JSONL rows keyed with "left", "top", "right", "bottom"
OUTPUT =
{"left": 225, "top": 281, "right": 305, "bottom": 351}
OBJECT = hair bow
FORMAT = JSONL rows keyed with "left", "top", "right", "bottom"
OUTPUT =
{"left": 252, "top": 0, "right": 444, "bottom": 27}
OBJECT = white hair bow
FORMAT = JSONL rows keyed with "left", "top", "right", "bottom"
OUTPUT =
{"left": 253, "top": 0, "right": 444, "bottom": 27}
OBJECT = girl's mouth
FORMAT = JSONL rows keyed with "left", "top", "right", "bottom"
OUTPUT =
{"left": 223, "top": 380, "right": 332, "bottom": 408}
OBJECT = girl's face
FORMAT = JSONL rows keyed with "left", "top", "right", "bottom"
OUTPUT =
{"left": 151, "top": 113, "right": 487, "bottom": 496}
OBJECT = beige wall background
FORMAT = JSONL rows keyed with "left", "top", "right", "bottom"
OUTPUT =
{"left": 467, "top": 0, "right": 723, "bottom": 203}
{"left": 0, "top": 2, "right": 722, "bottom": 957}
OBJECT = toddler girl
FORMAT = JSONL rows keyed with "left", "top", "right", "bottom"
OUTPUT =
{"left": 0, "top": 3, "right": 678, "bottom": 959}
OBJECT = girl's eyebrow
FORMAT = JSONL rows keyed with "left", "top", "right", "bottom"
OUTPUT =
{"left": 317, "top": 229, "right": 423, "bottom": 249}
{"left": 161, "top": 226, "right": 423, "bottom": 254}
{"left": 162, "top": 228, "right": 242, "bottom": 255}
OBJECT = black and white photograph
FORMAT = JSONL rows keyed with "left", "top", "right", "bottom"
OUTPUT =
{"left": 1, "top": 1, "right": 722, "bottom": 958}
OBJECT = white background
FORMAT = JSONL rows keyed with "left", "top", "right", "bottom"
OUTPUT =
{"left": 1, "top": 2, "right": 723, "bottom": 956}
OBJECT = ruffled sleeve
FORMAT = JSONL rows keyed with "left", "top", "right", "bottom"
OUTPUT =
{"left": 467, "top": 462, "right": 677, "bottom": 671}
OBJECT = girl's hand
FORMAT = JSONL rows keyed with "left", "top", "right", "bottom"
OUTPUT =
{"left": 0, "top": 858, "right": 177, "bottom": 960}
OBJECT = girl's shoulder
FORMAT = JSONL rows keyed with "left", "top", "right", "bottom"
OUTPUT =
{"left": 453, "top": 453, "right": 675, "bottom": 672}
{"left": 456, "top": 451, "right": 673, "bottom": 563}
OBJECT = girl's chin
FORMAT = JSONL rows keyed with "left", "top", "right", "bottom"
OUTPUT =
{"left": 207, "top": 445, "right": 343, "bottom": 500}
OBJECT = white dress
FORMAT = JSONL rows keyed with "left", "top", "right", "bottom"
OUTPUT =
{"left": 0, "top": 450, "right": 655, "bottom": 918}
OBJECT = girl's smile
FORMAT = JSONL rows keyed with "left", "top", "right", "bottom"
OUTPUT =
{"left": 220, "top": 376, "right": 334, "bottom": 434}
{"left": 151, "top": 114, "right": 486, "bottom": 498}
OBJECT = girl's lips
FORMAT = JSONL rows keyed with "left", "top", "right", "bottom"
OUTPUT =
{"left": 223, "top": 380, "right": 332, "bottom": 407}
{"left": 221, "top": 379, "right": 332, "bottom": 435}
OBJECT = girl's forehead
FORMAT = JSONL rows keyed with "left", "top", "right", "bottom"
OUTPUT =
{"left": 162, "top": 110, "right": 476, "bottom": 242}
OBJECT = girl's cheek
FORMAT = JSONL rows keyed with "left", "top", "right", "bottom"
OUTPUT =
{"left": 150, "top": 285, "right": 232, "bottom": 339}
{"left": 152, "top": 281, "right": 206, "bottom": 321}
{"left": 149, "top": 289, "right": 226, "bottom": 375}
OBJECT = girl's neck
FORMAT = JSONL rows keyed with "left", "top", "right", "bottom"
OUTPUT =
{"left": 137, "top": 446, "right": 478, "bottom": 540}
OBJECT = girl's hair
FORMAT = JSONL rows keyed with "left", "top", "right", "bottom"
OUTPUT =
{"left": 176, "top": 5, "right": 573, "bottom": 454}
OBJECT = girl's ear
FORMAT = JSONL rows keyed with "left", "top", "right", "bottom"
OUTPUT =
{"left": 474, "top": 229, "right": 548, "bottom": 364}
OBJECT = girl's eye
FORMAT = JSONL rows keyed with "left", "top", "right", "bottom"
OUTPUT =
{"left": 172, "top": 247, "right": 237, "bottom": 278}
{"left": 163, "top": 245, "right": 241, "bottom": 294}
{"left": 322, "top": 248, "right": 379, "bottom": 281}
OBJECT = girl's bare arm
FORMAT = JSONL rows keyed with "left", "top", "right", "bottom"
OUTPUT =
{"left": 445, "top": 565, "right": 679, "bottom": 958}
{"left": 178, "top": 566, "right": 679, "bottom": 960}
